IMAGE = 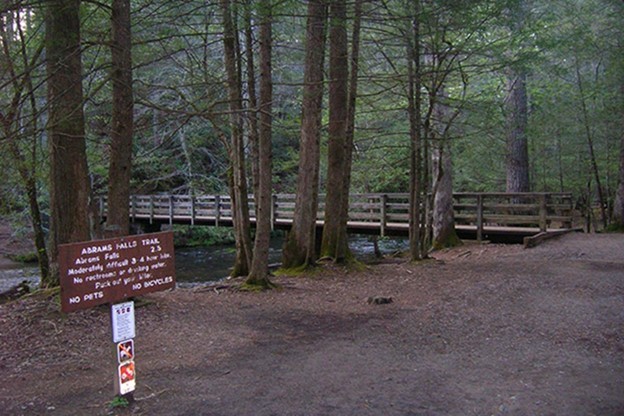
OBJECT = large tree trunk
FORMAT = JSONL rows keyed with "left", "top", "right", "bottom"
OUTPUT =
{"left": 505, "top": 71, "right": 530, "bottom": 192}
{"left": 505, "top": 1, "right": 530, "bottom": 193}
{"left": 336, "top": 0, "right": 362, "bottom": 262}
{"left": 431, "top": 87, "right": 460, "bottom": 249}
{"left": 45, "top": 0, "right": 90, "bottom": 288}
{"left": 281, "top": 0, "right": 327, "bottom": 270}
{"left": 431, "top": 140, "right": 460, "bottom": 249}
{"left": 105, "top": 0, "right": 133, "bottom": 238}
{"left": 408, "top": 0, "right": 424, "bottom": 261}
{"left": 246, "top": 0, "right": 274, "bottom": 288}
{"left": 221, "top": 0, "right": 253, "bottom": 276}
{"left": 320, "top": 0, "right": 350, "bottom": 262}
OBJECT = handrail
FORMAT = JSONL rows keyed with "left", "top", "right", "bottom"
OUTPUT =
{"left": 97, "top": 192, "right": 576, "bottom": 238}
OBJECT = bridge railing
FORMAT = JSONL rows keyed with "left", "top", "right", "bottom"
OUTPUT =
{"left": 97, "top": 192, "right": 575, "bottom": 238}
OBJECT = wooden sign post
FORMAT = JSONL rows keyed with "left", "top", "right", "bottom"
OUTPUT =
{"left": 59, "top": 231, "right": 176, "bottom": 401}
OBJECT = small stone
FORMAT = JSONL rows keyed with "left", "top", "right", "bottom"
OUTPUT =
{"left": 367, "top": 296, "right": 393, "bottom": 305}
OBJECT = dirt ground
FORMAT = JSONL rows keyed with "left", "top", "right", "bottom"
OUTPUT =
{"left": 0, "top": 232, "right": 623, "bottom": 416}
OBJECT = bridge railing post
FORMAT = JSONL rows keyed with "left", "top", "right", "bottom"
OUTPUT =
{"left": 168, "top": 195, "right": 174, "bottom": 226}
{"left": 270, "top": 194, "right": 278, "bottom": 231}
{"left": 131, "top": 195, "right": 136, "bottom": 222}
{"left": 190, "top": 195, "right": 195, "bottom": 226}
{"left": 476, "top": 194, "right": 483, "bottom": 243}
{"left": 215, "top": 195, "right": 221, "bottom": 227}
{"left": 380, "top": 194, "right": 387, "bottom": 237}
{"left": 539, "top": 194, "right": 547, "bottom": 232}
{"left": 149, "top": 195, "right": 155, "bottom": 224}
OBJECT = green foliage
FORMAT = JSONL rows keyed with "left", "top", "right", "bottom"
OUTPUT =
{"left": 602, "top": 223, "right": 624, "bottom": 233}
{"left": 172, "top": 225, "right": 235, "bottom": 247}
{"left": 108, "top": 396, "right": 130, "bottom": 409}
{"left": 7, "top": 252, "right": 39, "bottom": 263}
{"left": 1, "top": 0, "right": 622, "bottom": 248}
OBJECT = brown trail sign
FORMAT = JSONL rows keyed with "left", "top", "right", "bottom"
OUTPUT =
{"left": 59, "top": 231, "right": 176, "bottom": 313}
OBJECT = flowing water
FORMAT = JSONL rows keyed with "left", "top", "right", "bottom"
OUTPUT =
{"left": 0, "top": 235, "right": 408, "bottom": 291}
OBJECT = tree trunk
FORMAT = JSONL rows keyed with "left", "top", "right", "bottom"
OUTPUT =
{"left": 105, "top": 0, "right": 133, "bottom": 238}
{"left": 246, "top": 0, "right": 274, "bottom": 288}
{"left": 221, "top": 0, "right": 253, "bottom": 276}
{"left": 321, "top": 0, "right": 350, "bottom": 262}
{"left": 281, "top": 0, "right": 327, "bottom": 270}
{"left": 335, "top": 0, "right": 363, "bottom": 263}
{"left": 244, "top": 1, "right": 260, "bottom": 208}
{"left": 505, "top": 2, "right": 530, "bottom": 193}
{"left": 45, "top": 0, "right": 90, "bottom": 287}
{"left": 431, "top": 88, "right": 460, "bottom": 249}
{"left": 408, "top": 0, "right": 424, "bottom": 261}
{"left": 505, "top": 71, "right": 530, "bottom": 192}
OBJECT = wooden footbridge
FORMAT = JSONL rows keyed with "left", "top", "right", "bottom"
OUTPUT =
{"left": 98, "top": 192, "right": 578, "bottom": 244}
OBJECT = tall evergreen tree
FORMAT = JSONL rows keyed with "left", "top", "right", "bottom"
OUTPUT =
{"left": 281, "top": 0, "right": 328, "bottom": 270}
{"left": 105, "top": 0, "right": 134, "bottom": 238}
{"left": 247, "top": 0, "right": 275, "bottom": 288}
{"left": 504, "top": 0, "right": 530, "bottom": 193}
{"left": 321, "top": 0, "right": 350, "bottom": 262}
{"left": 221, "top": 0, "right": 253, "bottom": 276}
{"left": 45, "top": 0, "right": 90, "bottom": 287}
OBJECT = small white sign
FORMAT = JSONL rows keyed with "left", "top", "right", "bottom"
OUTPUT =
{"left": 111, "top": 301, "right": 135, "bottom": 343}
{"left": 118, "top": 361, "right": 136, "bottom": 395}
{"left": 117, "top": 339, "right": 134, "bottom": 364}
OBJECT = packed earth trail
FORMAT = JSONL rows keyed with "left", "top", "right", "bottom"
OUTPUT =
{"left": 0, "top": 233, "right": 623, "bottom": 415}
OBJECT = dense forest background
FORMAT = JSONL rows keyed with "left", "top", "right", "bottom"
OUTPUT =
{"left": 1, "top": 0, "right": 622, "bottom": 286}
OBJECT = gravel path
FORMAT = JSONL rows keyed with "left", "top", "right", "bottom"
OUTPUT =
{"left": 0, "top": 232, "right": 622, "bottom": 415}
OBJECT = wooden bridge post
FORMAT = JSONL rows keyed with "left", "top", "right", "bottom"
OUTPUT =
{"left": 215, "top": 195, "right": 221, "bottom": 227}
{"left": 168, "top": 195, "right": 174, "bottom": 226}
{"left": 149, "top": 195, "right": 154, "bottom": 224}
{"left": 539, "top": 194, "right": 547, "bottom": 232}
{"left": 131, "top": 195, "right": 137, "bottom": 222}
{"left": 380, "top": 194, "right": 388, "bottom": 237}
{"left": 270, "top": 194, "right": 278, "bottom": 231}
{"left": 190, "top": 196, "right": 195, "bottom": 226}
{"left": 476, "top": 194, "right": 483, "bottom": 242}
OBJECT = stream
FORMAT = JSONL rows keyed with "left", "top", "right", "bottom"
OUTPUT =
{"left": 0, "top": 235, "right": 408, "bottom": 292}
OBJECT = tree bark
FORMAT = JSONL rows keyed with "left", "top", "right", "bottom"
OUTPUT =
{"left": 45, "top": 0, "right": 90, "bottom": 287}
{"left": 243, "top": 1, "right": 260, "bottom": 208}
{"left": 221, "top": 0, "right": 253, "bottom": 276}
{"left": 431, "top": 87, "right": 460, "bottom": 249}
{"left": 505, "top": 71, "right": 530, "bottom": 192}
{"left": 246, "top": 0, "right": 274, "bottom": 288}
{"left": 336, "top": 0, "right": 362, "bottom": 262}
{"left": 105, "top": 0, "right": 134, "bottom": 238}
{"left": 321, "top": 0, "right": 350, "bottom": 262}
{"left": 408, "top": 0, "right": 424, "bottom": 261}
{"left": 505, "top": 2, "right": 530, "bottom": 193}
{"left": 281, "top": 0, "right": 327, "bottom": 270}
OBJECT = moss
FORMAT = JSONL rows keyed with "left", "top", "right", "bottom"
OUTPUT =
{"left": 239, "top": 279, "right": 281, "bottom": 292}
{"left": 275, "top": 262, "right": 312, "bottom": 276}
{"left": 431, "top": 232, "right": 463, "bottom": 251}
{"left": 7, "top": 252, "right": 39, "bottom": 263}
{"left": 602, "top": 223, "right": 624, "bottom": 233}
